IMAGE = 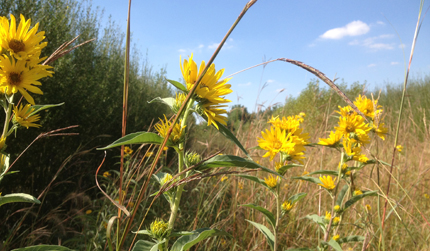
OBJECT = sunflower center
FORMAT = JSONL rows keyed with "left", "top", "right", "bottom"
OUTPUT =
{"left": 274, "top": 140, "right": 282, "bottom": 150}
{"left": 8, "top": 72, "right": 22, "bottom": 86}
{"left": 9, "top": 39, "right": 25, "bottom": 53}
{"left": 346, "top": 124, "right": 355, "bottom": 133}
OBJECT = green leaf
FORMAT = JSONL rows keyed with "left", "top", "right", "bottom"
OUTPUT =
{"left": 325, "top": 239, "right": 343, "bottom": 251}
{"left": 170, "top": 228, "right": 231, "bottom": 251}
{"left": 196, "top": 155, "right": 279, "bottom": 176}
{"left": 335, "top": 184, "right": 349, "bottom": 207}
{"left": 308, "top": 170, "right": 338, "bottom": 176}
{"left": 241, "top": 204, "right": 276, "bottom": 229}
{"left": 214, "top": 122, "right": 250, "bottom": 157}
{"left": 0, "top": 193, "right": 40, "bottom": 207}
{"left": 344, "top": 191, "right": 378, "bottom": 210}
{"left": 11, "top": 245, "right": 74, "bottom": 251}
{"left": 97, "top": 132, "right": 172, "bottom": 150}
{"left": 277, "top": 164, "right": 302, "bottom": 176}
{"left": 292, "top": 176, "right": 322, "bottom": 185}
{"left": 149, "top": 97, "right": 175, "bottom": 110}
{"left": 133, "top": 230, "right": 150, "bottom": 235}
{"left": 305, "top": 214, "right": 326, "bottom": 233}
{"left": 337, "top": 235, "right": 365, "bottom": 244}
{"left": 288, "top": 193, "right": 307, "bottom": 204}
{"left": 245, "top": 220, "right": 274, "bottom": 251}
{"left": 167, "top": 79, "right": 187, "bottom": 92}
{"left": 131, "top": 240, "right": 160, "bottom": 251}
{"left": 30, "top": 103, "right": 64, "bottom": 116}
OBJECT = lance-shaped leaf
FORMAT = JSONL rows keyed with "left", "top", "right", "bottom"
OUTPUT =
{"left": 170, "top": 228, "right": 231, "bottom": 251}
{"left": 196, "top": 155, "right": 279, "bottom": 176}
{"left": 167, "top": 79, "right": 187, "bottom": 92}
{"left": 30, "top": 103, "right": 64, "bottom": 116}
{"left": 337, "top": 235, "right": 365, "bottom": 244}
{"left": 336, "top": 184, "right": 349, "bottom": 207}
{"left": 322, "top": 239, "right": 343, "bottom": 251}
{"left": 11, "top": 245, "right": 73, "bottom": 251}
{"left": 213, "top": 121, "right": 250, "bottom": 158}
{"left": 292, "top": 176, "right": 322, "bottom": 185}
{"left": 149, "top": 97, "right": 176, "bottom": 110}
{"left": 277, "top": 163, "right": 302, "bottom": 176}
{"left": 245, "top": 220, "right": 275, "bottom": 251}
{"left": 131, "top": 240, "right": 163, "bottom": 251}
{"left": 97, "top": 132, "right": 173, "bottom": 150}
{"left": 0, "top": 193, "right": 40, "bottom": 207}
{"left": 241, "top": 204, "right": 276, "bottom": 229}
{"left": 288, "top": 193, "right": 307, "bottom": 204}
{"left": 308, "top": 170, "right": 338, "bottom": 176}
{"left": 344, "top": 190, "right": 378, "bottom": 210}
{"left": 305, "top": 214, "right": 326, "bottom": 233}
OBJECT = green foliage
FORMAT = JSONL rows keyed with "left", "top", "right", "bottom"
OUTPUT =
{"left": 170, "top": 228, "right": 231, "bottom": 251}
{"left": 0, "top": 193, "right": 40, "bottom": 207}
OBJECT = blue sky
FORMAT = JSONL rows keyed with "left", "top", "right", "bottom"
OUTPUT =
{"left": 89, "top": 0, "right": 430, "bottom": 113}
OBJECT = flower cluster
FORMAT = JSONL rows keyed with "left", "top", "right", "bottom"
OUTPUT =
{"left": 258, "top": 113, "right": 309, "bottom": 164}
{"left": 0, "top": 14, "right": 53, "bottom": 106}
{"left": 180, "top": 54, "right": 232, "bottom": 129}
{"left": 318, "top": 95, "right": 388, "bottom": 164}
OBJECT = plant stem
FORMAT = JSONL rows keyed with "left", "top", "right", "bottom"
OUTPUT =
{"left": 2, "top": 102, "right": 12, "bottom": 138}
{"left": 274, "top": 191, "right": 280, "bottom": 251}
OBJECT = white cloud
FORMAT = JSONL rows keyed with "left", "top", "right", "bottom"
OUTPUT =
{"left": 198, "top": 44, "right": 204, "bottom": 49}
{"left": 238, "top": 82, "right": 252, "bottom": 87}
{"left": 266, "top": 79, "right": 275, "bottom": 83}
{"left": 320, "top": 20, "right": 370, "bottom": 39}
{"left": 350, "top": 34, "right": 395, "bottom": 50}
{"left": 368, "top": 63, "right": 376, "bottom": 67}
{"left": 376, "top": 21, "right": 385, "bottom": 25}
{"left": 391, "top": 62, "right": 399, "bottom": 65}
{"left": 208, "top": 43, "right": 219, "bottom": 50}
{"left": 178, "top": 49, "right": 187, "bottom": 53}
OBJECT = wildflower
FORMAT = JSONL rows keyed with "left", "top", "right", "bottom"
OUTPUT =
{"left": 318, "top": 131, "right": 342, "bottom": 147}
{"left": 160, "top": 173, "right": 173, "bottom": 186}
{"left": 258, "top": 126, "right": 294, "bottom": 160}
{"left": 318, "top": 176, "right": 336, "bottom": 191}
{"left": 13, "top": 103, "right": 41, "bottom": 128}
{"left": 149, "top": 219, "right": 169, "bottom": 240}
{"left": 334, "top": 205, "right": 341, "bottom": 212}
{"left": 366, "top": 204, "right": 371, "bottom": 211}
{"left": 221, "top": 176, "right": 228, "bottom": 182}
{"left": 324, "top": 211, "right": 332, "bottom": 222}
{"left": 0, "top": 14, "right": 47, "bottom": 61}
{"left": 339, "top": 162, "right": 348, "bottom": 172}
{"left": 345, "top": 171, "right": 351, "bottom": 176}
{"left": 0, "top": 55, "right": 53, "bottom": 105}
{"left": 145, "top": 151, "right": 154, "bottom": 158}
{"left": 85, "top": 210, "right": 92, "bottom": 215}
{"left": 281, "top": 200, "right": 294, "bottom": 212}
{"left": 353, "top": 95, "right": 382, "bottom": 119}
{"left": 103, "top": 171, "right": 111, "bottom": 178}
{"left": 353, "top": 189, "right": 363, "bottom": 196}
{"left": 154, "top": 115, "right": 185, "bottom": 144}
{"left": 180, "top": 54, "right": 232, "bottom": 129}
{"left": 333, "top": 235, "right": 340, "bottom": 241}
{"left": 373, "top": 122, "right": 388, "bottom": 140}
{"left": 264, "top": 175, "right": 279, "bottom": 188}
{"left": 423, "top": 194, "right": 429, "bottom": 199}
{"left": 124, "top": 146, "right": 133, "bottom": 156}
{"left": 333, "top": 216, "right": 340, "bottom": 225}
{"left": 396, "top": 145, "right": 403, "bottom": 152}
{"left": 238, "top": 181, "right": 244, "bottom": 190}
{"left": 335, "top": 111, "right": 371, "bottom": 144}
{"left": 275, "top": 162, "right": 283, "bottom": 172}
{"left": 173, "top": 92, "right": 187, "bottom": 113}
{"left": 185, "top": 151, "right": 202, "bottom": 167}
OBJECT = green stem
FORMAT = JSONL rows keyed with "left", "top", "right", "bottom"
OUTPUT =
{"left": 2, "top": 102, "right": 12, "bottom": 138}
{"left": 274, "top": 191, "right": 280, "bottom": 251}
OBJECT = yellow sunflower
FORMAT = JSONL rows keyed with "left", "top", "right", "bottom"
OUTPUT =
{"left": 0, "top": 55, "right": 53, "bottom": 104}
{"left": 335, "top": 112, "right": 371, "bottom": 144}
{"left": 13, "top": 103, "right": 41, "bottom": 128}
{"left": 154, "top": 115, "right": 186, "bottom": 144}
{"left": 258, "top": 126, "right": 294, "bottom": 160}
{"left": 318, "top": 131, "right": 342, "bottom": 146}
{"left": 180, "top": 54, "right": 232, "bottom": 128}
{"left": 354, "top": 94, "right": 382, "bottom": 119}
{"left": 318, "top": 176, "right": 336, "bottom": 191}
{"left": 0, "top": 14, "right": 47, "bottom": 60}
